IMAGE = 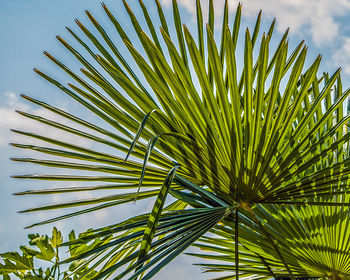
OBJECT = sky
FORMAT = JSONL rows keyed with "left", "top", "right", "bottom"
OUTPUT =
{"left": 1, "top": 0, "right": 350, "bottom": 279}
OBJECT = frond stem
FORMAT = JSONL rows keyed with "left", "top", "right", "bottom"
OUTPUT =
{"left": 256, "top": 253, "right": 276, "bottom": 278}
{"left": 235, "top": 206, "right": 239, "bottom": 280}
{"left": 248, "top": 206, "right": 294, "bottom": 279}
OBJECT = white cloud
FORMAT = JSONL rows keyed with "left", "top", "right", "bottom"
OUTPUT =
{"left": 0, "top": 92, "right": 30, "bottom": 146}
{"left": 332, "top": 37, "right": 350, "bottom": 75}
{"left": 160, "top": 0, "right": 236, "bottom": 25}
{"left": 71, "top": 192, "right": 110, "bottom": 227}
{"left": 162, "top": 0, "right": 350, "bottom": 46}
{"left": 161, "top": 0, "right": 196, "bottom": 15}
{"left": 241, "top": 0, "right": 350, "bottom": 46}
{"left": 155, "top": 253, "right": 203, "bottom": 280}
{"left": 0, "top": 92, "right": 90, "bottom": 147}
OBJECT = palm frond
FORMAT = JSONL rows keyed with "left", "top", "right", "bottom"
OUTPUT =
{"left": 192, "top": 196, "right": 350, "bottom": 279}
{"left": 11, "top": 0, "right": 350, "bottom": 278}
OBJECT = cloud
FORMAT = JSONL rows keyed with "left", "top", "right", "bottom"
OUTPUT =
{"left": 332, "top": 37, "right": 350, "bottom": 75}
{"left": 155, "top": 253, "right": 203, "bottom": 280}
{"left": 0, "top": 92, "right": 90, "bottom": 147}
{"left": 160, "top": 0, "right": 236, "bottom": 24}
{"left": 69, "top": 192, "right": 110, "bottom": 228}
{"left": 0, "top": 92, "right": 30, "bottom": 146}
{"left": 241, "top": 0, "right": 350, "bottom": 46}
{"left": 162, "top": 0, "right": 350, "bottom": 46}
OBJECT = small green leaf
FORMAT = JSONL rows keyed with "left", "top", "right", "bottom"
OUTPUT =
{"left": 50, "top": 227, "right": 63, "bottom": 248}
{"left": 30, "top": 236, "right": 55, "bottom": 261}
{"left": 68, "top": 230, "right": 77, "bottom": 257}
{"left": 0, "top": 252, "right": 34, "bottom": 275}
{"left": 19, "top": 246, "right": 39, "bottom": 257}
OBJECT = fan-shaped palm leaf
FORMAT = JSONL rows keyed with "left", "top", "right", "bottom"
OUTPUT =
{"left": 192, "top": 196, "right": 350, "bottom": 280}
{"left": 11, "top": 0, "right": 350, "bottom": 278}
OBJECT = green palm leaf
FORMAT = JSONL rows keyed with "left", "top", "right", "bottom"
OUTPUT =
{"left": 11, "top": 0, "right": 350, "bottom": 278}
{"left": 193, "top": 196, "right": 350, "bottom": 279}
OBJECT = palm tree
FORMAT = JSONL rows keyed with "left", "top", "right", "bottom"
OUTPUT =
{"left": 11, "top": 0, "right": 350, "bottom": 279}
{"left": 192, "top": 196, "right": 350, "bottom": 279}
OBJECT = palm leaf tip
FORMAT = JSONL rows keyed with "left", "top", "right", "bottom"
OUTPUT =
{"left": 124, "top": 109, "right": 157, "bottom": 163}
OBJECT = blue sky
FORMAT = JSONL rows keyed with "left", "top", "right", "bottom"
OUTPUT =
{"left": 1, "top": 0, "right": 350, "bottom": 278}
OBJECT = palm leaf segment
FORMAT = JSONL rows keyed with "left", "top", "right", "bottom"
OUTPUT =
{"left": 11, "top": 0, "right": 350, "bottom": 278}
{"left": 192, "top": 196, "right": 350, "bottom": 280}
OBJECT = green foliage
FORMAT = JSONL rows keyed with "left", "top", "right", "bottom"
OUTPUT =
{"left": 0, "top": 228, "right": 98, "bottom": 280}
{"left": 191, "top": 196, "right": 350, "bottom": 279}
{"left": 8, "top": 0, "right": 350, "bottom": 279}
{"left": 0, "top": 252, "right": 34, "bottom": 276}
